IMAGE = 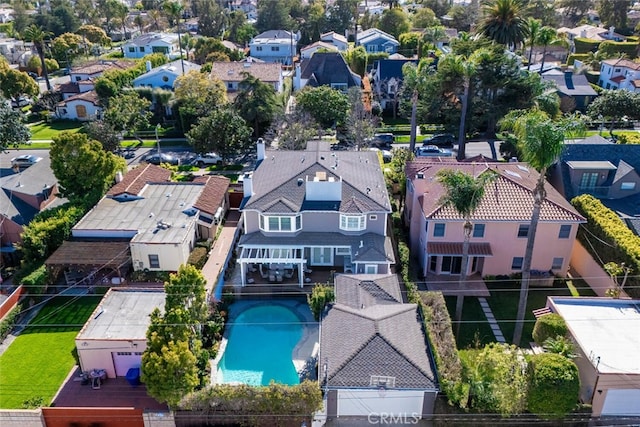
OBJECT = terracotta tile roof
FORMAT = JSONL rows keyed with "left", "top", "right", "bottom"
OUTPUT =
{"left": 58, "top": 90, "right": 100, "bottom": 106}
{"left": 193, "top": 175, "right": 230, "bottom": 215}
{"left": 407, "top": 161, "right": 585, "bottom": 223}
{"left": 633, "top": 80, "right": 640, "bottom": 88}
{"left": 210, "top": 61, "right": 281, "bottom": 83}
{"left": 602, "top": 58, "right": 640, "bottom": 71}
{"left": 107, "top": 163, "right": 171, "bottom": 197}
{"left": 611, "top": 75, "right": 625, "bottom": 83}
{"left": 72, "top": 60, "right": 136, "bottom": 76}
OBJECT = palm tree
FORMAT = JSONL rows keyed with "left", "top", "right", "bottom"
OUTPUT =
{"left": 403, "top": 59, "right": 435, "bottom": 152}
{"left": 422, "top": 26, "right": 446, "bottom": 51}
{"left": 525, "top": 17, "right": 542, "bottom": 71}
{"left": 477, "top": 0, "right": 528, "bottom": 49}
{"left": 537, "top": 27, "right": 565, "bottom": 73}
{"left": 500, "top": 109, "right": 585, "bottom": 345}
{"left": 163, "top": 0, "right": 185, "bottom": 74}
{"left": 436, "top": 168, "right": 496, "bottom": 333}
{"left": 22, "top": 25, "right": 53, "bottom": 92}
{"left": 114, "top": 2, "right": 130, "bottom": 41}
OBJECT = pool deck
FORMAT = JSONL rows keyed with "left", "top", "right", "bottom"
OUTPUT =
{"left": 210, "top": 299, "right": 319, "bottom": 385}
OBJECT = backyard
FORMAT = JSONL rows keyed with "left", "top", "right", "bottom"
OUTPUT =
{"left": 448, "top": 277, "right": 597, "bottom": 348}
{"left": 0, "top": 294, "right": 102, "bottom": 408}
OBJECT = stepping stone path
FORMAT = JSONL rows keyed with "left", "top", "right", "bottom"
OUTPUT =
{"left": 477, "top": 297, "right": 506, "bottom": 343}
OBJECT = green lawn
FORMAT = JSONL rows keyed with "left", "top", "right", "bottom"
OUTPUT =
{"left": 0, "top": 295, "right": 102, "bottom": 408}
{"left": 29, "top": 121, "right": 83, "bottom": 140}
{"left": 445, "top": 296, "right": 495, "bottom": 349}
{"left": 485, "top": 278, "right": 596, "bottom": 347}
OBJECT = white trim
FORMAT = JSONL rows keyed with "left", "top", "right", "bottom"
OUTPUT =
{"left": 339, "top": 214, "right": 366, "bottom": 231}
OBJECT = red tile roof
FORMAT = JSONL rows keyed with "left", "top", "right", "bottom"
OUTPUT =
{"left": 611, "top": 75, "right": 625, "bottom": 83}
{"left": 107, "top": 163, "right": 171, "bottom": 197}
{"left": 72, "top": 60, "right": 136, "bottom": 76}
{"left": 407, "top": 161, "right": 585, "bottom": 223}
{"left": 58, "top": 90, "right": 100, "bottom": 106}
{"left": 193, "top": 175, "right": 230, "bottom": 215}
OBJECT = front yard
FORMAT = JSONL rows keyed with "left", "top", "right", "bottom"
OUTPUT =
{"left": 29, "top": 120, "right": 83, "bottom": 140}
{"left": 0, "top": 294, "right": 102, "bottom": 408}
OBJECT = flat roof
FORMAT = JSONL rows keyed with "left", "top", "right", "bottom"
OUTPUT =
{"left": 77, "top": 289, "right": 165, "bottom": 341}
{"left": 551, "top": 298, "right": 640, "bottom": 375}
{"left": 566, "top": 161, "right": 617, "bottom": 170}
{"left": 73, "top": 183, "right": 203, "bottom": 244}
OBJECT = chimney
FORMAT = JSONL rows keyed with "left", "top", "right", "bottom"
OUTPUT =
{"left": 580, "top": 29, "right": 587, "bottom": 38}
{"left": 608, "top": 26, "right": 615, "bottom": 39}
{"left": 243, "top": 173, "right": 253, "bottom": 198}
{"left": 146, "top": 60, "right": 152, "bottom": 72}
{"left": 115, "top": 171, "right": 124, "bottom": 183}
{"left": 256, "top": 138, "right": 266, "bottom": 161}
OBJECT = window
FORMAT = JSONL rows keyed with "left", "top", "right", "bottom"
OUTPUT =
{"left": 433, "top": 223, "right": 445, "bottom": 237}
{"left": 256, "top": 46, "right": 263, "bottom": 51}
{"left": 558, "top": 224, "right": 571, "bottom": 239}
{"left": 335, "top": 247, "right": 350, "bottom": 255}
{"left": 259, "top": 214, "right": 301, "bottom": 232}
{"left": 162, "top": 75, "right": 169, "bottom": 82}
{"left": 148, "top": 254, "right": 160, "bottom": 268}
{"left": 331, "top": 83, "right": 348, "bottom": 92}
{"left": 511, "top": 257, "right": 523, "bottom": 270}
{"left": 340, "top": 214, "right": 366, "bottom": 231}
{"left": 75, "top": 105, "right": 87, "bottom": 118}
{"left": 552, "top": 257, "right": 564, "bottom": 270}
{"left": 369, "top": 215, "right": 378, "bottom": 221}
{"left": 75, "top": 76, "right": 81, "bottom": 81}
{"left": 140, "top": 47, "right": 145, "bottom": 52}
{"left": 128, "top": 47, "right": 135, "bottom": 53}
{"left": 621, "top": 182, "right": 636, "bottom": 190}
{"left": 518, "top": 224, "right": 529, "bottom": 238}
{"left": 271, "top": 46, "right": 280, "bottom": 51}
{"left": 473, "top": 223, "right": 485, "bottom": 238}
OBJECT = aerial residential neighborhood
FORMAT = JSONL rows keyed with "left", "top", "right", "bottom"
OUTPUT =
{"left": 1, "top": 0, "right": 640, "bottom": 425}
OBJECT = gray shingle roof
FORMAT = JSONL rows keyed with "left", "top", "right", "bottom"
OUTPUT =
{"left": 334, "top": 274, "right": 403, "bottom": 308}
{"left": 320, "top": 302, "right": 437, "bottom": 389}
{"left": 243, "top": 141, "right": 390, "bottom": 213}
{"left": 299, "top": 53, "right": 361, "bottom": 88}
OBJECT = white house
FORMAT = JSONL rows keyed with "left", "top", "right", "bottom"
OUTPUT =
{"left": 249, "top": 30, "right": 298, "bottom": 65}
{"left": 300, "top": 41, "right": 338, "bottom": 59}
{"left": 122, "top": 32, "right": 180, "bottom": 59}
{"left": 598, "top": 58, "right": 640, "bottom": 92}
{"left": 76, "top": 288, "right": 165, "bottom": 378}
{"left": 0, "top": 37, "right": 25, "bottom": 64}
{"left": 55, "top": 90, "right": 102, "bottom": 121}
{"left": 557, "top": 24, "right": 625, "bottom": 43}
{"left": 547, "top": 298, "right": 640, "bottom": 417}
{"left": 133, "top": 59, "right": 201, "bottom": 89}
{"left": 320, "top": 32, "right": 348, "bottom": 51}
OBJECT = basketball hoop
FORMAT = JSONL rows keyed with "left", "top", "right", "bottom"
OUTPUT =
{"left": 378, "top": 386, "right": 386, "bottom": 398}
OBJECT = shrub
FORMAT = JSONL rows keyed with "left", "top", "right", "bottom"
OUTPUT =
{"left": 307, "top": 284, "right": 334, "bottom": 321}
{"left": 616, "top": 133, "right": 640, "bottom": 144}
{"left": 528, "top": 353, "right": 580, "bottom": 418}
{"left": 532, "top": 314, "right": 567, "bottom": 345}
{"left": 0, "top": 304, "right": 22, "bottom": 342}
{"left": 187, "top": 247, "right": 208, "bottom": 269}
{"left": 598, "top": 41, "right": 639, "bottom": 59}
{"left": 19, "top": 264, "right": 48, "bottom": 294}
{"left": 573, "top": 38, "right": 600, "bottom": 54}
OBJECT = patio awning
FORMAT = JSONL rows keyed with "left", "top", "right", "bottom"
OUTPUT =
{"left": 45, "top": 241, "right": 132, "bottom": 270}
{"left": 238, "top": 247, "right": 306, "bottom": 265}
{"left": 427, "top": 242, "right": 493, "bottom": 256}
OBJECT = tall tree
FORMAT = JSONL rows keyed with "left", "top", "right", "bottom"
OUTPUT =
{"left": 163, "top": 1, "right": 185, "bottom": 73}
{"left": 194, "top": 0, "right": 227, "bottom": 37}
{"left": 536, "top": 26, "right": 564, "bottom": 73}
{"left": 477, "top": 0, "right": 528, "bottom": 49}
{"left": 345, "top": 86, "right": 378, "bottom": 147}
{"left": 233, "top": 72, "right": 279, "bottom": 138}
{"left": 597, "top": 0, "right": 630, "bottom": 29}
{"left": 0, "top": 101, "right": 30, "bottom": 151}
{"left": 11, "top": 0, "right": 33, "bottom": 34}
{"left": 500, "top": 109, "right": 585, "bottom": 345}
{"left": 587, "top": 90, "right": 640, "bottom": 137}
{"left": 0, "top": 63, "right": 39, "bottom": 101}
{"left": 412, "top": 7, "right": 439, "bottom": 28}
{"left": 187, "top": 108, "right": 252, "bottom": 164}
{"left": 268, "top": 111, "right": 319, "bottom": 150}
{"left": 325, "top": 0, "right": 357, "bottom": 36}
{"left": 49, "top": 132, "right": 126, "bottom": 206}
{"left": 173, "top": 70, "right": 226, "bottom": 131}
{"left": 401, "top": 58, "right": 436, "bottom": 152}
{"left": 21, "top": 25, "right": 53, "bottom": 91}
{"left": 256, "top": 0, "right": 292, "bottom": 33}
{"left": 295, "top": 85, "right": 350, "bottom": 128}
{"left": 103, "top": 91, "right": 152, "bottom": 138}
{"left": 436, "top": 169, "right": 496, "bottom": 332}
{"left": 525, "top": 17, "right": 542, "bottom": 70}
{"left": 377, "top": 7, "right": 410, "bottom": 39}
{"left": 558, "top": 0, "right": 593, "bottom": 26}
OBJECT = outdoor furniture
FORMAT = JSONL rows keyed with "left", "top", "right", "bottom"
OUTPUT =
{"left": 90, "top": 369, "right": 106, "bottom": 390}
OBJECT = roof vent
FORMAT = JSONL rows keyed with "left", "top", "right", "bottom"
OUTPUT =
{"left": 417, "top": 173, "right": 424, "bottom": 179}
{"left": 297, "top": 178, "right": 304, "bottom": 186}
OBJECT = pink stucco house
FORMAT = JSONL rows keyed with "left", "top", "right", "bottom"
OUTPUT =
{"left": 404, "top": 160, "right": 585, "bottom": 280}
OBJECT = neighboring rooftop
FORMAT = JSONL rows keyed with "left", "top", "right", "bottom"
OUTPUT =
{"left": 77, "top": 289, "right": 165, "bottom": 340}
{"left": 550, "top": 298, "right": 640, "bottom": 374}
{"left": 210, "top": 61, "right": 281, "bottom": 83}
{"left": 71, "top": 60, "right": 135, "bottom": 76}
{"left": 334, "top": 274, "right": 403, "bottom": 308}
{"left": 299, "top": 52, "right": 361, "bottom": 89}
{"left": 107, "top": 163, "right": 171, "bottom": 198}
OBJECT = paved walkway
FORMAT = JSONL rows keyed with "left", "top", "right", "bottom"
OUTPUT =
{"left": 201, "top": 210, "right": 241, "bottom": 299}
{"left": 477, "top": 297, "right": 506, "bottom": 343}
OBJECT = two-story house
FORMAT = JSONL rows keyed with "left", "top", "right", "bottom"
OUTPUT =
{"left": 133, "top": 59, "right": 200, "bottom": 89}
{"left": 249, "top": 30, "right": 298, "bottom": 65}
{"left": 122, "top": 32, "right": 181, "bottom": 59}
{"left": 598, "top": 58, "right": 640, "bottom": 92}
{"left": 236, "top": 140, "right": 394, "bottom": 288}
{"left": 294, "top": 52, "right": 361, "bottom": 91}
{"left": 370, "top": 58, "right": 418, "bottom": 112}
{"left": 404, "top": 160, "right": 585, "bottom": 280}
{"left": 356, "top": 28, "right": 400, "bottom": 54}
{"left": 209, "top": 60, "right": 283, "bottom": 100}
{"left": 542, "top": 70, "right": 598, "bottom": 111}
{"left": 320, "top": 31, "right": 348, "bottom": 51}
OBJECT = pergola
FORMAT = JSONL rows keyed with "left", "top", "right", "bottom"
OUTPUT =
{"left": 237, "top": 247, "right": 307, "bottom": 287}
{"left": 45, "top": 241, "right": 132, "bottom": 281}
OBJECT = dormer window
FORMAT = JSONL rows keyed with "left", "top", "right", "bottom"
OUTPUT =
{"left": 340, "top": 214, "right": 366, "bottom": 231}
{"left": 259, "top": 214, "right": 301, "bottom": 232}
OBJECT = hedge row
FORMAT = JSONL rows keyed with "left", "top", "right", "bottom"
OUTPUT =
{"left": 573, "top": 38, "right": 601, "bottom": 54}
{"left": 0, "top": 304, "right": 22, "bottom": 342}
{"left": 187, "top": 247, "right": 208, "bottom": 270}
{"left": 571, "top": 194, "right": 640, "bottom": 298}
{"left": 392, "top": 213, "right": 465, "bottom": 407}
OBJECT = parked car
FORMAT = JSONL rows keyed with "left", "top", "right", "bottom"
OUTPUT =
{"left": 10, "top": 96, "right": 32, "bottom": 108}
{"left": 415, "top": 145, "right": 453, "bottom": 157}
{"left": 331, "top": 141, "right": 351, "bottom": 151}
{"left": 144, "top": 153, "right": 180, "bottom": 165}
{"left": 370, "top": 133, "right": 394, "bottom": 149}
{"left": 369, "top": 147, "right": 392, "bottom": 162}
{"left": 193, "top": 152, "right": 222, "bottom": 166}
{"left": 10, "top": 154, "right": 42, "bottom": 169}
{"left": 422, "top": 133, "right": 455, "bottom": 148}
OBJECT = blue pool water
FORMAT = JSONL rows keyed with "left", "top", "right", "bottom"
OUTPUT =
{"left": 217, "top": 304, "right": 303, "bottom": 386}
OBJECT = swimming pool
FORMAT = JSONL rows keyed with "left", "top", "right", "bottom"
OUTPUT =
{"left": 216, "top": 303, "right": 305, "bottom": 386}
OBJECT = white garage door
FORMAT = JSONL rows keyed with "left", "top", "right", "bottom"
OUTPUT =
{"left": 112, "top": 351, "right": 143, "bottom": 376}
{"left": 601, "top": 389, "right": 640, "bottom": 416}
{"left": 337, "top": 389, "right": 424, "bottom": 417}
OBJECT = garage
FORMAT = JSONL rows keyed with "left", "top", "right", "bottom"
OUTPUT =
{"left": 601, "top": 389, "right": 640, "bottom": 416}
{"left": 112, "top": 351, "right": 144, "bottom": 377}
